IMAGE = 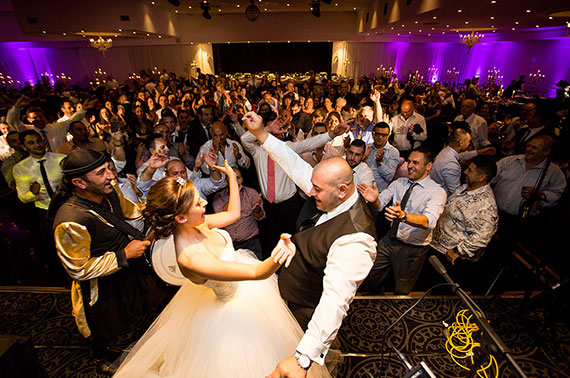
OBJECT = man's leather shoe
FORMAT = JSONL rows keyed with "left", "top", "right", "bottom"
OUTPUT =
{"left": 95, "top": 356, "right": 119, "bottom": 375}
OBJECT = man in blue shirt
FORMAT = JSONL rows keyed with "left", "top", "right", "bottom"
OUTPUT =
{"left": 359, "top": 146, "right": 447, "bottom": 294}
{"left": 365, "top": 122, "right": 400, "bottom": 193}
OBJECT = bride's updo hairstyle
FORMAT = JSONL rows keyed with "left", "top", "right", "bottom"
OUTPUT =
{"left": 144, "top": 176, "right": 196, "bottom": 239}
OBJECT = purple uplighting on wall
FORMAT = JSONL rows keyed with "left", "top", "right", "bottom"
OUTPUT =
{"left": 2, "top": 37, "right": 570, "bottom": 97}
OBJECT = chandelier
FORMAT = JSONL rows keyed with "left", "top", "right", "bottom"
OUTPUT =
{"left": 89, "top": 36, "right": 113, "bottom": 55}
{"left": 459, "top": 31, "right": 483, "bottom": 54}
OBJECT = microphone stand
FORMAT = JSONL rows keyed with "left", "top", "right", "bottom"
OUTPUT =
{"left": 429, "top": 256, "right": 528, "bottom": 378}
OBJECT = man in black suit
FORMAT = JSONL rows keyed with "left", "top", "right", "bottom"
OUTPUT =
{"left": 512, "top": 107, "right": 548, "bottom": 154}
{"left": 186, "top": 105, "right": 214, "bottom": 158}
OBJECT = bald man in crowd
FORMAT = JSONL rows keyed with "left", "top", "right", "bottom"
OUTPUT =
{"left": 455, "top": 99, "right": 491, "bottom": 149}
{"left": 389, "top": 99, "right": 427, "bottom": 158}
{"left": 197, "top": 120, "right": 250, "bottom": 175}
{"left": 243, "top": 112, "right": 376, "bottom": 378}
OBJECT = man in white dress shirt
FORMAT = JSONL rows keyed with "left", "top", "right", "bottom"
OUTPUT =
{"left": 7, "top": 96, "right": 97, "bottom": 152}
{"left": 198, "top": 121, "right": 250, "bottom": 175}
{"left": 243, "top": 112, "right": 377, "bottom": 378}
{"left": 454, "top": 99, "right": 491, "bottom": 149}
{"left": 345, "top": 139, "right": 374, "bottom": 187}
{"left": 241, "top": 111, "right": 346, "bottom": 252}
{"left": 389, "top": 100, "right": 427, "bottom": 158}
{"left": 13, "top": 129, "right": 66, "bottom": 277}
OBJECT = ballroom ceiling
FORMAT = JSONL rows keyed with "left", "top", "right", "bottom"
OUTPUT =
{"left": 1, "top": 0, "right": 569, "bottom": 42}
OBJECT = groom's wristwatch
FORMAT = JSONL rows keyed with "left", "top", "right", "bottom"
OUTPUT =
{"left": 294, "top": 352, "right": 312, "bottom": 370}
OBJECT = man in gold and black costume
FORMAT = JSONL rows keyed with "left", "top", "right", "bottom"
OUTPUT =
{"left": 50, "top": 149, "right": 169, "bottom": 374}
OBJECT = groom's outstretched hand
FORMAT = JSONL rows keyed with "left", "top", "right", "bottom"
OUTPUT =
{"left": 271, "top": 234, "right": 296, "bottom": 268}
{"left": 266, "top": 356, "right": 307, "bottom": 378}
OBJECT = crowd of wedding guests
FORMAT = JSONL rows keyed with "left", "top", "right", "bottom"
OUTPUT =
{"left": 0, "top": 68, "right": 568, "bottom": 293}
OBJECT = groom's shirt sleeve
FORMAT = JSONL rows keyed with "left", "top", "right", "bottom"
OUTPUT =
{"left": 296, "top": 233, "right": 376, "bottom": 365}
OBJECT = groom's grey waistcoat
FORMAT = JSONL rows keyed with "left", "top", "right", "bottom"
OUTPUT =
{"left": 279, "top": 194, "right": 376, "bottom": 321}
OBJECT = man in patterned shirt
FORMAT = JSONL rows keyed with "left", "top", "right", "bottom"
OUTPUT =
{"left": 430, "top": 155, "right": 498, "bottom": 264}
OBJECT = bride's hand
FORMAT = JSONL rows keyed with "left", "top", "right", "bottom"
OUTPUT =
{"left": 211, "top": 159, "right": 235, "bottom": 178}
{"left": 271, "top": 234, "right": 296, "bottom": 268}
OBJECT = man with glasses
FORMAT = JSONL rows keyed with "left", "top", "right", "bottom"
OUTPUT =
{"left": 365, "top": 122, "right": 400, "bottom": 192}
{"left": 389, "top": 99, "right": 427, "bottom": 158}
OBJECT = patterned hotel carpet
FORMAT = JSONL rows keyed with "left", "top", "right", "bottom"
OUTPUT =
{"left": 0, "top": 288, "right": 568, "bottom": 378}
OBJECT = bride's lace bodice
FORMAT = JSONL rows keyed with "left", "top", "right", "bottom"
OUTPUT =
{"left": 202, "top": 229, "right": 239, "bottom": 301}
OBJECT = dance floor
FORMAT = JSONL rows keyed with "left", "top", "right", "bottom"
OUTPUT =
{"left": 0, "top": 287, "right": 567, "bottom": 377}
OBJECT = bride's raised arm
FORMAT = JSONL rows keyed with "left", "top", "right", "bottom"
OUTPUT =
{"left": 205, "top": 160, "right": 241, "bottom": 228}
{"left": 178, "top": 236, "right": 294, "bottom": 282}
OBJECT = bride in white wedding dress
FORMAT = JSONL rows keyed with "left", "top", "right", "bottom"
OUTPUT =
{"left": 114, "top": 162, "right": 330, "bottom": 378}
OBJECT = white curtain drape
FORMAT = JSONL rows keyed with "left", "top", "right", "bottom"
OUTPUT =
{"left": 332, "top": 39, "right": 570, "bottom": 97}
{"left": 0, "top": 43, "right": 213, "bottom": 87}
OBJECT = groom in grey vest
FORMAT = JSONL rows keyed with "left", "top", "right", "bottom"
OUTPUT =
{"left": 243, "top": 113, "right": 377, "bottom": 378}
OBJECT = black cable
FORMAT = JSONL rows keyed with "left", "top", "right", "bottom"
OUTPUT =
{"left": 378, "top": 283, "right": 456, "bottom": 377}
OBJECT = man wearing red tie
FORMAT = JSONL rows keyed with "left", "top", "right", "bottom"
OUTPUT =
{"left": 241, "top": 109, "right": 349, "bottom": 256}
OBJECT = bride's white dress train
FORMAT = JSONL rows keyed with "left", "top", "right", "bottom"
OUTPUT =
{"left": 114, "top": 229, "right": 330, "bottom": 378}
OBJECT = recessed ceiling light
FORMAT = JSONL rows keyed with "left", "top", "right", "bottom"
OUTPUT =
{"left": 158, "top": 35, "right": 162, "bottom": 38}
{"left": 114, "top": 34, "right": 118, "bottom": 37}
{"left": 287, "top": 40, "right": 290, "bottom": 43}
{"left": 402, "top": 24, "right": 404, "bottom": 27}
{"left": 433, "top": 16, "right": 437, "bottom": 19}
{"left": 515, "top": 21, "right": 519, "bottom": 24}
{"left": 465, "top": 21, "right": 469, "bottom": 24}
{"left": 548, "top": 16, "right": 553, "bottom": 20}
{"left": 175, "top": 10, "right": 178, "bottom": 13}
{"left": 457, "top": 10, "right": 462, "bottom": 13}
{"left": 308, "top": 40, "right": 311, "bottom": 42}
{"left": 419, "top": 29, "right": 422, "bottom": 32}
{"left": 409, "top": 31, "right": 411, "bottom": 34}
{"left": 42, "top": 30, "right": 46, "bottom": 33}
{"left": 133, "top": 31, "right": 136, "bottom": 34}
{"left": 286, "top": 3, "right": 290, "bottom": 6}
{"left": 428, "top": 33, "right": 431, "bottom": 36}
{"left": 188, "top": 5, "right": 191, "bottom": 8}
{"left": 491, "top": 0, "right": 496, "bottom": 3}
{"left": 151, "top": 1, "right": 155, "bottom": 4}
{"left": 63, "top": 32, "right": 66, "bottom": 35}
{"left": 446, "top": 24, "right": 449, "bottom": 27}
{"left": 353, "top": 7, "right": 357, "bottom": 10}
{"left": 81, "top": 30, "right": 84, "bottom": 33}
{"left": 526, "top": 9, "right": 531, "bottom": 13}
{"left": 491, "top": 25, "right": 495, "bottom": 27}
{"left": 218, "top": 8, "right": 221, "bottom": 11}
{"left": 442, "top": 31, "right": 445, "bottom": 34}
{"left": 227, "top": 41, "right": 230, "bottom": 43}
{"left": 118, "top": 28, "right": 122, "bottom": 31}
{"left": 335, "top": 3, "right": 338, "bottom": 6}
{"left": 512, "top": 27, "right": 515, "bottom": 30}
{"left": 247, "top": 41, "right": 250, "bottom": 43}
{"left": 264, "top": 8, "right": 267, "bottom": 11}
{"left": 493, "top": 30, "right": 496, "bottom": 32}
{"left": 536, "top": 25, "right": 540, "bottom": 27}
{"left": 390, "top": 27, "right": 394, "bottom": 29}
{"left": 415, "top": 21, "right": 418, "bottom": 24}
{"left": 236, "top": 4, "right": 239, "bottom": 7}
{"left": 431, "top": 27, "right": 435, "bottom": 30}
{"left": 366, "top": 33, "right": 369, "bottom": 35}
{"left": 490, "top": 16, "right": 494, "bottom": 19}
{"left": 147, "top": 33, "right": 150, "bottom": 36}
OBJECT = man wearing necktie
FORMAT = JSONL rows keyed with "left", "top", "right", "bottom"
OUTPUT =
{"left": 359, "top": 146, "right": 447, "bottom": 295}
{"left": 12, "top": 129, "right": 66, "bottom": 279}
{"left": 243, "top": 112, "right": 377, "bottom": 378}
